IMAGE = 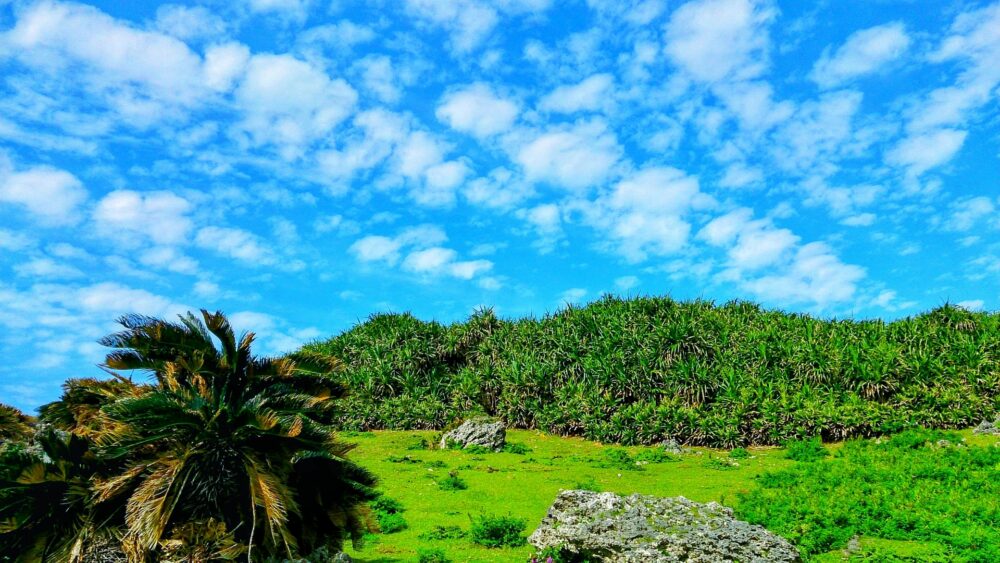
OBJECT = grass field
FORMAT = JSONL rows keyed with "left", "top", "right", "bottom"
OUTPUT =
{"left": 341, "top": 429, "right": 999, "bottom": 562}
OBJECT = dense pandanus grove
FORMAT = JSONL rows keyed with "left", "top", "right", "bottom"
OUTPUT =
{"left": 303, "top": 296, "right": 1000, "bottom": 446}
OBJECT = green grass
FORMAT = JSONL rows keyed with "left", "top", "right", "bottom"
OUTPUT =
{"left": 342, "top": 429, "right": 999, "bottom": 562}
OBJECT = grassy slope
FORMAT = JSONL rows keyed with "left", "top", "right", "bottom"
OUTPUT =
{"left": 341, "top": 429, "right": 999, "bottom": 562}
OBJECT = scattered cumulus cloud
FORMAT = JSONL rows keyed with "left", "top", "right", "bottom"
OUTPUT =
{"left": 810, "top": 22, "right": 911, "bottom": 88}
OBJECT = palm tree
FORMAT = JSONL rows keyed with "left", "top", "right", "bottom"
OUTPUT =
{"left": 0, "top": 426, "right": 123, "bottom": 562}
{"left": 0, "top": 405, "right": 33, "bottom": 443}
{"left": 89, "top": 310, "right": 378, "bottom": 561}
{"left": 6, "top": 310, "right": 377, "bottom": 562}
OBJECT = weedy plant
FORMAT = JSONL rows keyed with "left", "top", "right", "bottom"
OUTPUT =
{"left": 469, "top": 514, "right": 527, "bottom": 548}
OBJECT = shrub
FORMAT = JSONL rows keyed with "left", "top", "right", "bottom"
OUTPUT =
{"left": 407, "top": 437, "right": 431, "bottom": 450}
{"left": 594, "top": 448, "right": 642, "bottom": 470}
{"left": 573, "top": 477, "right": 600, "bottom": 491}
{"left": 503, "top": 442, "right": 531, "bottom": 454}
{"left": 728, "top": 447, "right": 749, "bottom": 459}
{"left": 438, "top": 471, "right": 468, "bottom": 491}
{"left": 703, "top": 456, "right": 739, "bottom": 471}
{"left": 738, "top": 429, "right": 1000, "bottom": 559}
{"left": 634, "top": 448, "right": 680, "bottom": 463}
{"left": 371, "top": 495, "right": 407, "bottom": 534}
{"left": 784, "top": 437, "right": 829, "bottom": 462}
{"left": 469, "top": 514, "right": 527, "bottom": 548}
{"left": 370, "top": 496, "right": 404, "bottom": 515}
{"left": 418, "top": 525, "right": 465, "bottom": 540}
{"left": 376, "top": 512, "right": 408, "bottom": 534}
{"left": 417, "top": 547, "right": 451, "bottom": 563}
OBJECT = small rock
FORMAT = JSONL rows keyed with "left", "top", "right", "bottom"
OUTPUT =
{"left": 973, "top": 419, "right": 999, "bottom": 435}
{"left": 661, "top": 438, "right": 683, "bottom": 454}
{"left": 440, "top": 417, "right": 506, "bottom": 451}
{"left": 528, "top": 490, "right": 801, "bottom": 562}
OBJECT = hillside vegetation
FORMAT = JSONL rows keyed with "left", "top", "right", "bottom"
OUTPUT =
{"left": 303, "top": 296, "right": 1000, "bottom": 446}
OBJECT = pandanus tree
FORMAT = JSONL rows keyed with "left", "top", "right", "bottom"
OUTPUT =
{"left": 2, "top": 310, "right": 377, "bottom": 562}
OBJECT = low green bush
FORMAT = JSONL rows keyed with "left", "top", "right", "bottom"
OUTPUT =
{"left": 437, "top": 471, "right": 468, "bottom": 491}
{"left": 416, "top": 547, "right": 451, "bottom": 563}
{"left": 728, "top": 447, "right": 749, "bottom": 459}
{"left": 371, "top": 495, "right": 407, "bottom": 534}
{"left": 784, "top": 437, "right": 829, "bottom": 462}
{"left": 737, "top": 429, "right": 1000, "bottom": 559}
{"left": 503, "top": 442, "right": 531, "bottom": 454}
{"left": 417, "top": 525, "right": 465, "bottom": 540}
{"left": 469, "top": 514, "right": 527, "bottom": 548}
{"left": 593, "top": 448, "right": 642, "bottom": 470}
{"left": 703, "top": 456, "right": 740, "bottom": 471}
{"left": 376, "top": 512, "right": 407, "bottom": 534}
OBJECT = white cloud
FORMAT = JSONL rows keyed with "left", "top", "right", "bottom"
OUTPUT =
{"left": 886, "top": 128, "right": 967, "bottom": 176}
{"left": 840, "top": 213, "right": 876, "bottom": 227}
{"left": 92, "top": 190, "right": 192, "bottom": 246}
{"left": 0, "top": 166, "right": 87, "bottom": 226}
{"left": 615, "top": 275, "right": 640, "bottom": 291}
{"left": 396, "top": 224, "right": 449, "bottom": 248}
{"left": 587, "top": 167, "right": 714, "bottom": 262}
{"left": 698, "top": 208, "right": 753, "bottom": 246}
{"left": 234, "top": 54, "right": 357, "bottom": 157}
{"left": 771, "top": 90, "right": 864, "bottom": 174}
{"left": 523, "top": 203, "right": 561, "bottom": 233}
{"left": 516, "top": 121, "right": 622, "bottom": 190}
{"left": 154, "top": 4, "right": 228, "bottom": 43}
{"left": 194, "top": 226, "right": 274, "bottom": 265}
{"left": 810, "top": 22, "right": 911, "bottom": 88}
{"left": 699, "top": 209, "right": 865, "bottom": 307}
{"left": 402, "top": 247, "right": 456, "bottom": 273}
{"left": 663, "top": 0, "right": 776, "bottom": 83}
{"left": 350, "top": 226, "right": 492, "bottom": 280}
{"left": 193, "top": 280, "right": 220, "bottom": 298}
{"left": 538, "top": 73, "right": 614, "bottom": 114}
{"left": 741, "top": 242, "right": 865, "bottom": 307}
{"left": 956, "top": 299, "right": 984, "bottom": 311}
{"left": 14, "top": 258, "right": 83, "bottom": 279}
{"left": 356, "top": 55, "right": 401, "bottom": 104}
{"left": 463, "top": 168, "right": 534, "bottom": 210}
{"left": 437, "top": 83, "right": 519, "bottom": 138}
{"left": 350, "top": 235, "right": 403, "bottom": 264}
{"left": 139, "top": 246, "right": 199, "bottom": 275}
{"left": 203, "top": 42, "right": 250, "bottom": 92}
{"left": 900, "top": 5, "right": 1000, "bottom": 152}
{"left": 403, "top": 0, "right": 500, "bottom": 53}
{"left": 2, "top": 1, "right": 209, "bottom": 107}
{"left": 74, "top": 282, "right": 188, "bottom": 317}
{"left": 943, "top": 196, "right": 995, "bottom": 232}
{"left": 558, "top": 287, "right": 587, "bottom": 304}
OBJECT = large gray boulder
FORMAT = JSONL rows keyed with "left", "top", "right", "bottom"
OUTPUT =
{"left": 440, "top": 418, "right": 506, "bottom": 450}
{"left": 973, "top": 418, "right": 999, "bottom": 435}
{"left": 528, "top": 490, "right": 800, "bottom": 562}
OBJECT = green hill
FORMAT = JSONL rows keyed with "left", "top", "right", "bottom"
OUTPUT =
{"left": 303, "top": 295, "right": 1000, "bottom": 446}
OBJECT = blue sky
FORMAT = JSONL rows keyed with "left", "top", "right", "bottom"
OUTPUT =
{"left": 0, "top": 0, "right": 998, "bottom": 411}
